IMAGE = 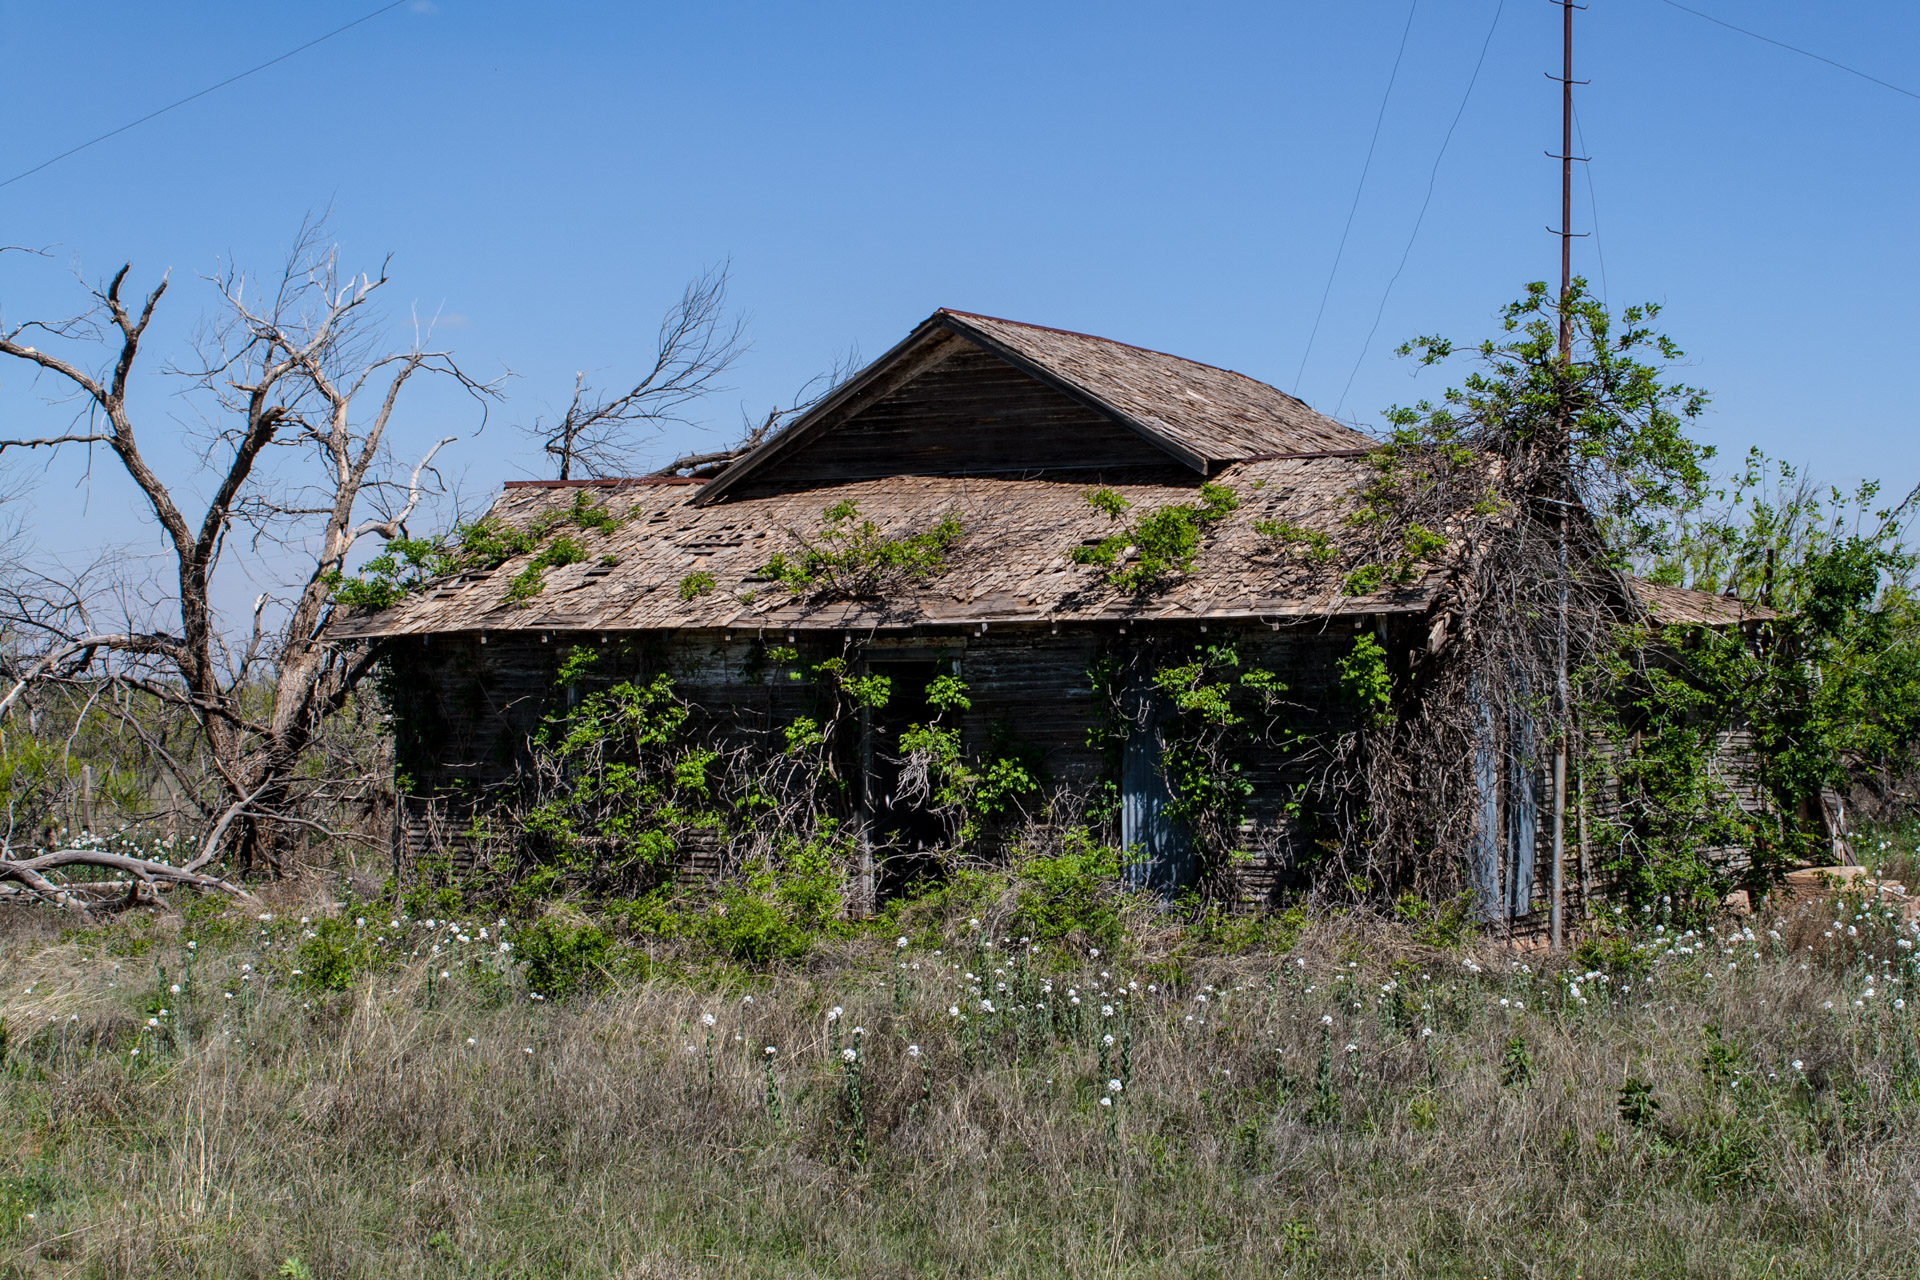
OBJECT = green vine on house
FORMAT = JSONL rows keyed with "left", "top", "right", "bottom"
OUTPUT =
{"left": 1072, "top": 483, "right": 1239, "bottom": 592}
{"left": 1085, "top": 643, "right": 1296, "bottom": 894}
{"left": 761, "top": 500, "right": 964, "bottom": 599}
{"left": 895, "top": 674, "right": 1040, "bottom": 846}
{"left": 328, "top": 490, "right": 627, "bottom": 610}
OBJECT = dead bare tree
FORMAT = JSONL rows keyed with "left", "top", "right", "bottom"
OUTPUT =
{"left": 0, "top": 223, "right": 501, "bottom": 899}
{"left": 536, "top": 264, "right": 744, "bottom": 480}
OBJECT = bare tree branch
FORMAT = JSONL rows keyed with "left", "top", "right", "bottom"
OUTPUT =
{"left": 537, "top": 263, "right": 745, "bottom": 480}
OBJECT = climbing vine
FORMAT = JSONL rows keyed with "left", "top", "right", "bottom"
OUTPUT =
{"left": 329, "top": 490, "right": 627, "bottom": 610}
{"left": 762, "top": 500, "right": 964, "bottom": 599}
{"left": 894, "top": 674, "right": 1040, "bottom": 845}
{"left": 1084, "top": 641, "right": 1300, "bottom": 900}
{"left": 1072, "top": 483, "right": 1239, "bottom": 592}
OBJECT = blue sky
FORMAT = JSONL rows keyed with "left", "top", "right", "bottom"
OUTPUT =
{"left": 2, "top": 1, "right": 1916, "bottom": 589}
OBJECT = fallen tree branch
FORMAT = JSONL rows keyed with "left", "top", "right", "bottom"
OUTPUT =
{"left": 0, "top": 849, "right": 260, "bottom": 905}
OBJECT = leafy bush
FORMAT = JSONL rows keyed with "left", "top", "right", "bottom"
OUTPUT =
{"left": 1251, "top": 518, "right": 1336, "bottom": 563}
{"left": 1013, "top": 830, "right": 1124, "bottom": 948}
{"left": 515, "top": 917, "right": 615, "bottom": 999}
{"left": 296, "top": 917, "right": 378, "bottom": 992}
{"left": 506, "top": 535, "right": 587, "bottom": 604}
{"left": 1072, "top": 482, "right": 1237, "bottom": 591}
{"left": 762, "top": 501, "right": 964, "bottom": 599}
{"left": 1337, "top": 634, "right": 1392, "bottom": 727}
{"left": 1391, "top": 891, "right": 1471, "bottom": 949}
{"left": 894, "top": 676, "right": 1038, "bottom": 845}
{"left": 703, "top": 829, "right": 851, "bottom": 965}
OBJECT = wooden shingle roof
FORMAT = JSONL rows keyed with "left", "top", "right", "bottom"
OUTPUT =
{"left": 328, "top": 456, "right": 1439, "bottom": 640}
{"left": 944, "top": 311, "right": 1372, "bottom": 461}
{"left": 1630, "top": 577, "right": 1776, "bottom": 627}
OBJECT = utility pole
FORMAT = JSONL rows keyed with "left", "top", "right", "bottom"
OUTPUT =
{"left": 1547, "top": 0, "right": 1585, "bottom": 950}
{"left": 1558, "top": 0, "right": 1576, "bottom": 360}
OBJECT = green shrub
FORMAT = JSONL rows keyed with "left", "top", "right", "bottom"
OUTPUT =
{"left": 1072, "top": 482, "right": 1238, "bottom": 592}
{"left": 1572, "top": 929, "right": 1653, "bottom": 977}
{"left": 761, "top": 501, "right": 964, "bottom": 599}
{"left": 506, "top": 535, "right": 588, "bottom": 604}
{"left": 1392, "top": 891, "right": 1472, "bottom": 949}
{"left": 296, "top": 917, "right": 377, "bottom": 992}
{"left": 1014, "top": 830, "right": 1124, "bottom": 948}
{"left": 515, "top": 917, "right": 615, "bottom": 999}
{"left": 703, "top": 830, "right": 850, "bottom": 965}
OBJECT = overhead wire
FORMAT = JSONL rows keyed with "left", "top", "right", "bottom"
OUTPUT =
{"left": 1572, "top": 103, "right": 1607, "bottom": 308}
{"left": 1656, "top": 0, "right": 1920, "bottom": 103}
{"left": 1334, "top": 0, "right": 1506, "bottom": 419}
{"left": 0, "top": 0, "right": 413, "bottom": 192}
{"left": 1292, "top": 0, "right": 1422, "bottom": 397}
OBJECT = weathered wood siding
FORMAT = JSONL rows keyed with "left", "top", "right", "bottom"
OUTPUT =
{"left": 384, "top": 621, "right": 1375, "bottom": 903}
{"left": 726, "top": 344, "right": 1175, "bottom": 496}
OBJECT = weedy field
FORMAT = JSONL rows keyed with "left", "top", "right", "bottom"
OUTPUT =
{"left": 2, "top": 873, "right": 1919, "bottom": 1280}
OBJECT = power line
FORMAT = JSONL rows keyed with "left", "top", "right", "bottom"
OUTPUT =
{"left": 0, "top": 1, "right": 413, "bottom": 192}
{"left": 1572, "top": 103, "right": 1607, "bottom": 309}
{"left": 1657, "top": 0, "right": 1920, "bottom": 103}
{"left": 1334, "top": 0, "right": 1506, "bottom": 419}
{"left": 1292, "top": 0, "right": 1421, "bottom": 397}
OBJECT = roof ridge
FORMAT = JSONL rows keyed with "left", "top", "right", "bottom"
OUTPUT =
{"left": 937, "top": 308, "right": 1320, "bottom": 411}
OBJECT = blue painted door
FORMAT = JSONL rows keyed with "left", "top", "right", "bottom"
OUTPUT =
{"left": 1120, "top": 690, "right": 1195, "bottom": 892}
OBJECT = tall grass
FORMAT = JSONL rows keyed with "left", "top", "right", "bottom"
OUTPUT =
{"left": 2, "top": 884, "right": 1918, "bottom": 1279}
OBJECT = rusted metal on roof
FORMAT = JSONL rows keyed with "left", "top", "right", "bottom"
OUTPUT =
{"left": 328, "top": 455, "right": 1441, "bottom": 641}
{"left": 693, "top": 309, "right": 1371, "bottom": 505}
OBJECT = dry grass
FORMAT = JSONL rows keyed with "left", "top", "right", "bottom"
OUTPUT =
{"left": 1, "top": 889, "right": 1918, "bottom": 1279}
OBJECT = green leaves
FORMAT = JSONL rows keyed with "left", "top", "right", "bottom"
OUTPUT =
{"left": 761, "top": 502, "right": 964, "bottom": 599}
{"left": 1337, "top": 635, "right": 1392, "bottom": 728}
{"left": 1252, "top": 518, "right": 1337, "bottom": 564}
{"left": 1144, "top": 644, "right": 1289, "bottom": 868}
{"left": 895, "top": 674, "right": 1037, "bottom": 845}
{"left": 328, "top": 493, "right": 624, "bottom": 611}
{"left": 505, "top": 535, "right": 587, "bottom": 604}
{"left": 1071, "top": 483, "right": 1239, "bottom": 592}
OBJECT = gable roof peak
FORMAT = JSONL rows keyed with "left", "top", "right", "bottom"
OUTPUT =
{"left": 694, "top": 307, "right": 1374, "bottom": 505}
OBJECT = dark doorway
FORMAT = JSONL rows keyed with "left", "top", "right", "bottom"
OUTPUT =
{"left": 865, "top": 658, "right": 953, "bottom": 898}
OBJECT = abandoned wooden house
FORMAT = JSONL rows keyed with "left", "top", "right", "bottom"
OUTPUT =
{"left": 330, "top": 308, "right": 1761, "bottom": 922}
